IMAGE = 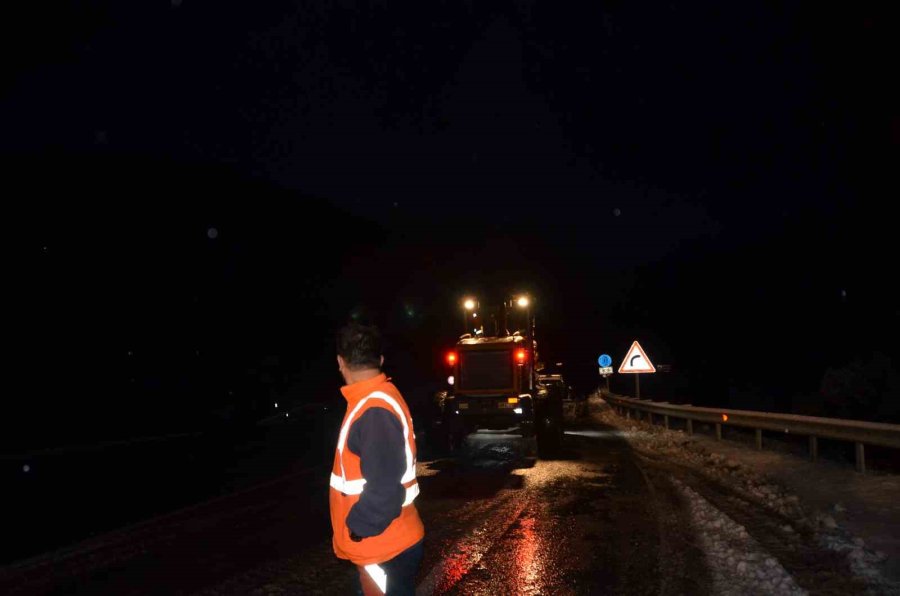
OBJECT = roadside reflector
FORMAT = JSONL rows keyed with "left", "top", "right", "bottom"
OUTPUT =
{"left": 722, "top": 414, "right": 728, "bottom": 422}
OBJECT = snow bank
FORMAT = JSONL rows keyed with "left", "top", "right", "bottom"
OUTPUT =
{"left": 673, "top": 478, "right": 806, "bottom": 595}
{"left": 591, "top": 395, "right": 900, "bottom": 593}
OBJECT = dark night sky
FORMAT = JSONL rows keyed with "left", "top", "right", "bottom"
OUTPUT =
{"left": 5, "top": 1, "right": 898, "bottom": 449}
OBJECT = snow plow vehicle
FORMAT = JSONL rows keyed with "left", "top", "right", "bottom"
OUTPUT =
{"left": 435, "top": 295, "right": 564, "bottom": 458}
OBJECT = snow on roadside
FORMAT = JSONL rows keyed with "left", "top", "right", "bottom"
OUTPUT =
{"left": 590, "top": 395, "right": 899, "bottom": 594}
{"left": 589, "top": 401, "right": 811, "bottom": 525}
{"left": 818, "top": 531, "right": 891, "bottom": 593}
{"left": 672, "top": 478, "right": 805, "bottom": 595}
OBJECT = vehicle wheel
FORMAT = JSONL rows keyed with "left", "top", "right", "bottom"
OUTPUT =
{"left": 536, "top": 416, "right": 563, "bottom": 458}
{"left": 522, "top": 434, "right": 538, "bottom": 457}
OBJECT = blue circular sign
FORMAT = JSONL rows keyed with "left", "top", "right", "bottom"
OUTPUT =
{"left": 598, "top": 354, "right": 612, "bottom": 367}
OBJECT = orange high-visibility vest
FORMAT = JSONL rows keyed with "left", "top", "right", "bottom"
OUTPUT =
{"left": 330, "top": 374, "right": 424, "bottom": 567}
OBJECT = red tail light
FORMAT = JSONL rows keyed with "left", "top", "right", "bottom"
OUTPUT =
{"left": 446, "top": 352, "right": 457, "bottom": 366}
{"left": 515, "top": 349, "right": 527, "bottom": 363}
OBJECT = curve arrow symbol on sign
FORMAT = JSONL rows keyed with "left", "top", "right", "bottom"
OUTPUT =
{"left": 619, "top": 341, "right": 656, "bottom": 374}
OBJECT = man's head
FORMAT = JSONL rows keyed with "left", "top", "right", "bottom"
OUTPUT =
{"left": 336, "top": 321, "right": 384, "bottom": 383}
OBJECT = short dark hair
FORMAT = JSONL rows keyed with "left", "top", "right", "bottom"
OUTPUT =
{"left": 336, "top": 322, "right": 383, "bottom": 370}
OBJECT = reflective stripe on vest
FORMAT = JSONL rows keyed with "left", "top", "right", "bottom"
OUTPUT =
{"left": 330, "top": 473, "right": 366, "bottom": 494}
{"left": 335, "top": 390, "right": 418, "bottom": 506}
{"left": 331, "top": 473, "right": 419, "bottom": 506}
{"left": 403, "top": 483, "right": 419, "bottom": 506}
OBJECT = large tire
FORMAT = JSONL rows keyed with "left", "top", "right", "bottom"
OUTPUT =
{"left": 523, "top": 434, "right": 538, "bottom": 457}
{"left": 535, "top": 405, "right": 564, "bottom": 458}
{"left": 536, "top": 425, "right": 561, "bottom": 458}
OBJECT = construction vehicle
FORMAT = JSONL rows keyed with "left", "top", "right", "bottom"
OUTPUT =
{"left": 434, "top": 295, "right": 564, "bottom": 457}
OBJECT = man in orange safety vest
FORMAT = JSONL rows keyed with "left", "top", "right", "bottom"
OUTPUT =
{"left": 330, "top": 321, "right": 425, "bottom": 595}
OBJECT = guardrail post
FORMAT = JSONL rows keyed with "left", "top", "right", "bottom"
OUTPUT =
{"left": 664, "top": 415, "right": 669, "bottom": 430}
{"left": 625, "top": 408, "right": 630, "bottom": 420}
{"left": 855, "top": 442, "right": 866, "bottom": 474}
{"left": 715, "top": 423, "right": 722, "bottom": 441}
{"left": 686, "top": 419, "right": 693, "bottom": 436}
{"left": 809, "top": 436, "right": 818, "bottom": 462}
{"left": 755, "top": 429, "right": 762, "bottom": 450}
{"left": 648, "top": 412, "right": 653, "bottom": 426}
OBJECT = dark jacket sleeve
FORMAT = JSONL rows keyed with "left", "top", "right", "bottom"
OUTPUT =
{"left": 345, "top": 407, "right": 407, "bottom": 537}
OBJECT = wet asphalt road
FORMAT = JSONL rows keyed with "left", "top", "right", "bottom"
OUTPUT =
{"left": 0, "top": 417, "right": 710, "bottom": 595}
{"left": 412, "top": 427, "right": 708, "bottom": 595}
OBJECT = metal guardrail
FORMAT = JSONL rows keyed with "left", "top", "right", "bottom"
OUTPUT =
{"left": 603, "top": 392, "right": 900, "bottom": 473}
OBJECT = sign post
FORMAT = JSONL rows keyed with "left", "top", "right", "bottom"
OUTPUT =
{"left": 618, "top": 341, "right": 656, "bottom": 399}
{"left": 598, "top": 354, "right": 613, "bottom": 391}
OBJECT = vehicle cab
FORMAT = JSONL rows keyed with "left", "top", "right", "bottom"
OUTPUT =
{"left": 444, "top": 334, "right": 535, "bottom": 431}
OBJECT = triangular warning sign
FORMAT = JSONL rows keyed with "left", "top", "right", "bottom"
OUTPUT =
{"left": 618, "top": 341, "right": 656, "bottom": 374}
